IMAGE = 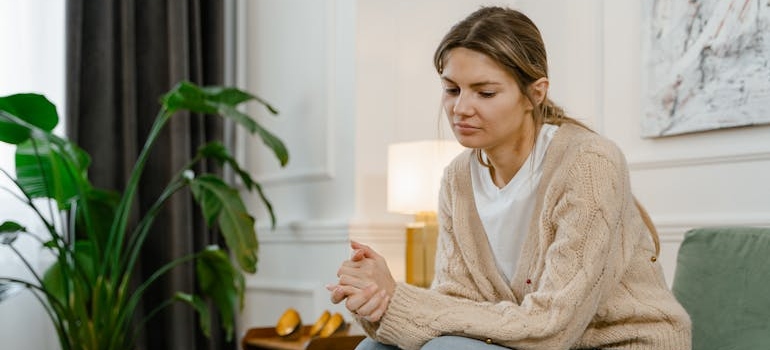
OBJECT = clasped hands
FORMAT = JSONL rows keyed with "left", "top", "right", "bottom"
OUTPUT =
{"left": 327, "top": 241, "right": 396, "bottom": 323}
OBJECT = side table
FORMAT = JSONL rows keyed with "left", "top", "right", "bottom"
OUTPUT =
{"left": 241, "top": 325, "right": 365, "bottom": 350}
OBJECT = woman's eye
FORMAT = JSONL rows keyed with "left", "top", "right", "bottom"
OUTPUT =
{"left": 479, "top": 91, "right": 496, "bottom": 98}
{"left": 443, "top": 87, "right": 460, "bottom": 95}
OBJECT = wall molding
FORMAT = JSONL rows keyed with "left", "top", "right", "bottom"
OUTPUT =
{"left": 256, "top": 220, "right": 405, "bottom": 244}
{"left": 239, "top": 0, "right": 337, "bottom": 187}
{"left": 257, "top": 220, "right": 350, "bottom": 243}
{"left": 348, "top": 221, "right": 405, "bottom": 243}
{"left": 255, "top": 167, "right": 334, "bottom": 185}
{"left": 628, "top": 150, "right": 770, "bottom": 171}
{"left": 245, "top": 277, "right": 317, "bottom": 294}
{"left": 653, "top": 213, "right": 770, "bottom": 237}
{"left": 255, "top": 0, "right": 338, "bottom": 187}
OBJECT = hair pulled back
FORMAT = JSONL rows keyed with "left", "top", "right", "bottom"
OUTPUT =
{"left": 433, "top": 7, "right": 660, "bottom": 258}
{"left": 434, "top": 6, "right": 582, "bottom": 128}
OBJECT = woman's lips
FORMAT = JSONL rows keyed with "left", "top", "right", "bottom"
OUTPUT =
{"left": 453, "top": 122, "right": 479, "bottom": 134}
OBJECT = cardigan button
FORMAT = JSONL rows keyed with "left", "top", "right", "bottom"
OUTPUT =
{"left": 485, "top": 338, "right": 493, "bottom": 344}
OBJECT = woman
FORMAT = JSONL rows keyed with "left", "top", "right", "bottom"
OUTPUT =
{"left": 329, "top": 6, "right": 691, "bottom": 350}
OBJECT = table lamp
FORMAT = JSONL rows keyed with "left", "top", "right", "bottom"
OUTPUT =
{"left": 387, "top": 140, "right": 464, "bottom": 287}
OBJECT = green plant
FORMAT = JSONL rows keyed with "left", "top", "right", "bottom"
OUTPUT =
{"left": 0, "top": 81, "right": 288, "bottom": 350}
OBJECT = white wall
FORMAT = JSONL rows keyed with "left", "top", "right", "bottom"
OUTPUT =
{"left": 0, "top": 1, "right": 65, "bottom": 349}
{"left": 237, "top": 0, "right": 770, "bottom": 336}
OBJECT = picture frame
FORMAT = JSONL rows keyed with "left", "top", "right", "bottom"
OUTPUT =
{"left": 641, "top": 0, "right": 770, "bottom": 138}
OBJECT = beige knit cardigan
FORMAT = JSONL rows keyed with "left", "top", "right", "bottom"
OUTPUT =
{"left": 357, "top": 124, "right": 691, "bottom": 350}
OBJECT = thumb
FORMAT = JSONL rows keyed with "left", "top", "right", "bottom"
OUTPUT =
{"left": 350, "top": 249, "right": 365, "bottom": 261}
{"left": 350, "top": 240, "right": 380, "bottom": 259}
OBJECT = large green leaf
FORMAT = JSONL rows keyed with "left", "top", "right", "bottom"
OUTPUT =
{"left": 160, "top": 82, "right": 218, "bottom": 115}
{"left": 197, "top": 142, "right": 276, "bottom": 227}
{"left": 210, "top": 105, "right": 289, "bottom": 167}
{"left": 197, "top": 142, "right": 253, "bottom": 188}
{"left": 0, "top": 93, "right": 58, "bottom": 145}
{"left": 194, "top": 247, "right": 245, "bottom": 341}
{"left": 200, "top": 86, "right": 259, "bottom": 107}
{"left": 0, "top": 119, "right": 31, "bottom": 145}
{"left": 253, "top": 119, "right": 289, "bottom": 167}
{"left": 15, "top": 138, "right": 90, "bottom": 210}
{"left": 189, "top": 175, "right": 258, "bottom": 273}
{"left": 161, "top": 82, "right": 289, "bottom": 167}
{"left": 161, "top": 81, "right": 279, "bottom": 116}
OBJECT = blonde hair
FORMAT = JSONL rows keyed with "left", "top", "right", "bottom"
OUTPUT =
{"left": 434, "top": 6, "right": 660, "bottom": 258}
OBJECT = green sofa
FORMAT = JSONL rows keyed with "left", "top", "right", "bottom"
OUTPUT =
{"left": 671, "top": 226, "right": 770, "bottom": 350}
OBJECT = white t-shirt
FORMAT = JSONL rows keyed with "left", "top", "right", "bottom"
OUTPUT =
{"left": 470, "top": 124, "right": 559, "bottom": 282}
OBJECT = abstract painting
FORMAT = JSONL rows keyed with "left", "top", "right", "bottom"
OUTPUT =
{"left": 641, "top": 0, "right": 770, "bottom": 138}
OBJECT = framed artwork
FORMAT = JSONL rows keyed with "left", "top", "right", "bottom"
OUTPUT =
{"left": 641, "top": 0, "right": 770, "bottom": 138}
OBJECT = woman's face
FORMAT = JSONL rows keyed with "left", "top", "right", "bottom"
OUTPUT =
{"left": 441, "top": 47, "right": 535, "bottom": 153}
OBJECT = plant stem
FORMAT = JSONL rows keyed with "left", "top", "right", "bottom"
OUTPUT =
{"left": 129, "top": 297, "right": 176, "bottom": 348}
{"left": 0, "top": 277, "right": 67, "bottom": 312}
{"left": 104, "top": 109, "right": 171, "bottom": 279}
{"left": 121, "top": 152, "right": 202, "bottom": 280}
{"left": 107, "top": 177, "right": 187, "bottom": 345}
{"left": 113, "top": 253, "right": 199, "bottom": 344}
{"left": 121, "top": 178, "right": 187, "bottom": 281}
{"left": 8, "top": 245, "right": 45, "bottom": 286}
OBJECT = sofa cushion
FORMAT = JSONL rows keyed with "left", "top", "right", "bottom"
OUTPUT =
{"left": 672, "top": 226, "right": 770, "bottom": 350}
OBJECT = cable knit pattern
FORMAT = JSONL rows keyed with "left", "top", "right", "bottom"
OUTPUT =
{"left": 356, "top": 124, "right": 691, "bottom": 350}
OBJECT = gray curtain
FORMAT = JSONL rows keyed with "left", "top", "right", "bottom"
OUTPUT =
{"left": 65, "top": 1, "right": 231, "bottom": 349}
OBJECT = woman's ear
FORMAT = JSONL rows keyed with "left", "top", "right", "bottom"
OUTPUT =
{"left": 529, "top": 77, "right": 549, "bottom": 105}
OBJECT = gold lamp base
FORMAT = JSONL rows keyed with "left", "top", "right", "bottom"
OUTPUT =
{"left": 405, "top": 211, "right": 438, "bottom": 288}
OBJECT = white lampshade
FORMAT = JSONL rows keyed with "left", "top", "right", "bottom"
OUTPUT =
{"left": 387, "top": 140, "right": 465, "bottom": 214}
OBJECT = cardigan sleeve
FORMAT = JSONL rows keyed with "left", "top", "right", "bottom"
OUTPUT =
{"left": 372, "top": 144, "right": 636, "bottom": 350}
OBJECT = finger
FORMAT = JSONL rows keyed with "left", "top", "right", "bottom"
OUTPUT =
{"left": 339, "top": 259, "right": 366, "bottom": 270}
{"left": 350, "top": 240, "right": 372, "bottom": 253}
{"left": 351, "top": 241, "right": 382, "bottom": 260}
{"left": 354, "top": 289, "right": 387, "bottom": 317}
{"left": 330, "top": 289, "right": 345, "bottom": 304}
{"left": 337, "top": 261, "right": 379, "bottom": 287}
{"left": 329, "top": 284, "right": 359, "bottom": 304}
{"left": 364, "top": 295, "right": 389, "bottom": 322}
{"left": 329, "top": 286, "right": 345, "bottom": 304}
{"left": 350, "top": 249, "right": 365, "bottom": 261}
{"left": 339, "top": 258, "right": 396, "bottom": 296}
{"left": 336, "top": 261, "right": 365, "bottom": 278}
{"left": 350, "top": 240, "right": 375, "bottom": 257}
{"left": 337, "top": 273, "right": 370, "bottom": 290}
{"left": 344, "top": 284, "right": 378, "bottom": 313}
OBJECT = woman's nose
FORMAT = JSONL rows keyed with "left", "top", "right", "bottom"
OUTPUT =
{"left": 452, "top": 93, "right": 473, "bottom": 116}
